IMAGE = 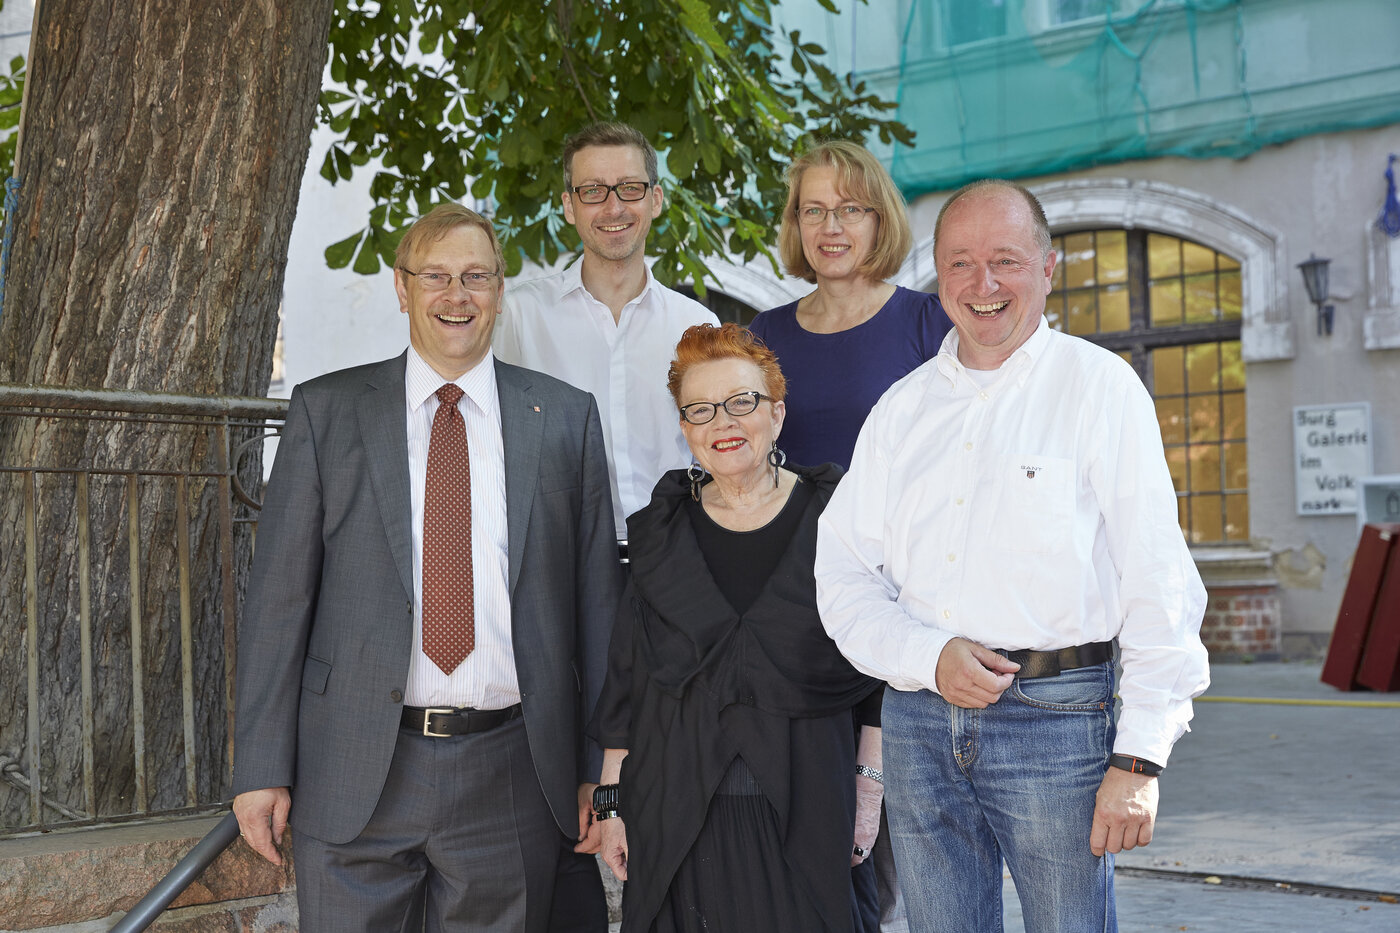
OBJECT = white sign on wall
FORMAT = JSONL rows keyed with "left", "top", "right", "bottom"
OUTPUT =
{"left": 1293, "top": 403, "right": 1374, "bottom": 515}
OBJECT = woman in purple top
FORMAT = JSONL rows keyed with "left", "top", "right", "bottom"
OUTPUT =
{"left": 747, "top": 140, "right": 950, "bottom": 933}
{"left": 749, "top": 142, "right": 950, "bottom": 472}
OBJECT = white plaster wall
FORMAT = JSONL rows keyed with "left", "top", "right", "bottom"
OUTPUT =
{"left": 903, "top": 125, "right": 1400, "bottom": 639}
{"left": 276, "top": 126, "right": 403, "bottom": 399}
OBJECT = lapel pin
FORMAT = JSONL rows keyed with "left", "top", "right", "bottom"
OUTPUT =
{"left": 532, "top": 406, "right": 541, "bottom": 413}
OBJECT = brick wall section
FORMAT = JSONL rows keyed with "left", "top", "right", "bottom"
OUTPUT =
{"left": 1200, "top": 585, "right": 1282, "bottom": 657}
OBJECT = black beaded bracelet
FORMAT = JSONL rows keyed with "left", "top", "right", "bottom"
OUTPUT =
{"left": 592, "top": 782, "right": 621, "bottom": 819}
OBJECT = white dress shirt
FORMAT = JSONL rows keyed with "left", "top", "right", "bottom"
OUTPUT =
{"left": 403, "top": 347, "right": 517, "bottom": 709}
{"left": 816, "top": 317, "right": 1209, "bottom": 765}
{"left": 494, "top": 262, "right": 719, "bottom": 535}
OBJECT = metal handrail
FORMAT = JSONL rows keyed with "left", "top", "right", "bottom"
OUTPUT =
{"left": 108, "top": 812, "right": 242, "bottom": 932}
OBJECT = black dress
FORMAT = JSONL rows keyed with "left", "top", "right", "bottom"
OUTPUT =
{"left": 590, "top": 464, "right": 878, "bottom": 933}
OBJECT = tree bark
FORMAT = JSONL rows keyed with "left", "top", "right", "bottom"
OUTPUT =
{"left": 0, "top": 0, "right": 333, "bottom": 829}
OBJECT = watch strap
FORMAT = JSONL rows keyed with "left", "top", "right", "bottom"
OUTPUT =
{"left": 1109, "top": 753, "right": 1163, "bottom": 777}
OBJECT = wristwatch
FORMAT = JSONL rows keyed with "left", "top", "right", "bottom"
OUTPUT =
{"left": 592, "top": 783, "right": 621, "bottom": 820}
{"left": 1108, "top": 754, "right": 1163, "bottom": 777}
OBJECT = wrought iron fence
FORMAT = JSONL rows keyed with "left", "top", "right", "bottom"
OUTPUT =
{"left": 0, "top": 385, "right": 287, "bottom": 836}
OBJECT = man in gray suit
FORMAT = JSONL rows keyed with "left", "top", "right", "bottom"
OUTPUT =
{"left": 232, "top": 203, "right": 622, "bottom": 931}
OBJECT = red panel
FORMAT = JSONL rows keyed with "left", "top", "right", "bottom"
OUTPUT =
{"left": 1357, "top": 534, "right": 1400, "bottom": 693}
{"left": 1321, "top": 524, "right": 1398, "bottom": 691}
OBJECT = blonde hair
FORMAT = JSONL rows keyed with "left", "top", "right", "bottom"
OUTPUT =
{"left": 778, "top": 140, "right": 913, "bottom": 284}
{"left": 395, "top": 203, "right": 505, "bottom": 276}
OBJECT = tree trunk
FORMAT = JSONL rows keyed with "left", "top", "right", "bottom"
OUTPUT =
{"left": 0, "top": 0, "right": 333, "bottom": 829}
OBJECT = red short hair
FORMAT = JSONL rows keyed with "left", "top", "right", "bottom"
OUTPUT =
{"left": 667, "top": 323, "right": 787, "bottom": 406}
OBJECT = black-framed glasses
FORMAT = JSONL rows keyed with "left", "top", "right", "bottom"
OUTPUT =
{"left": 570, "top": 182, "right": 653, "bottom": 204}
{"left": 399, "top": 269, "right": 501, "bottom": 293}
{"left": 679, "top": 391, "right": 773, "bottom": 425}
{"left": 797, "top": 205, "right": 876, "bottom": 226}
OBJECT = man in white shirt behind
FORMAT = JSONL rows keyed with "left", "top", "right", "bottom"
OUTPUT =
{"left": 815, "top": 179, "right": 1209, "bottom": 933}
{"left": 494, "top": 122, "right": 719, "bottom": 542}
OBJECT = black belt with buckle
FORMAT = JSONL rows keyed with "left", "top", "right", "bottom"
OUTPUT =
{"left": 401, "top": 703, "right": 522, "bottom": 737}
{"left": 1002, "top": 641, "right": 1114, "bottom": 680}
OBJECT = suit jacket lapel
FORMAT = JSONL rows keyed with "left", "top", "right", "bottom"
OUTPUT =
{"left": 358, "top": 353, "right": 415, "bottom": 599}
{"left": 496, "top": 359, "right": 542, "bottom": 594}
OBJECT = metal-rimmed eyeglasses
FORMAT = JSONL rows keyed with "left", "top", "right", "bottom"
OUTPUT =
{"left": 797, "top": 205, "right": 876, "bottom": 226}
{"left": 570, "top": 182, "right": 653, "bottom": 204}
{"left": 399, "top": 269, "right": 501, "bottom": 292}
{"left": 679, "top": 391, "right": 773, "bottom": 425}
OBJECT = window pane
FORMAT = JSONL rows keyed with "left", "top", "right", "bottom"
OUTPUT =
{"left": 1045, "top": 291, "right": 1065, "bottom": 332}
{"left": 1064, "top": 232, "right": 1096, "bottom": 289}
{"left": 1182, "top": 240, "right": 1215, "bottom": 275}
{"left": 1148, "top": 233, "right": 1180, "bottom": 278}
{"left": 1184, "top": 273, "right": 1219, "bottom": 323}
{"left": 1099, "top": 284, "right": 1130, "bottom": 332}
{"left": 1186, "top": 343, "right": 1220, "bottom": 393}
{"left": 1157, "top": 397, "right": 1186, "bottom": 445}
{"left": 1150, "top": 278, "right": 1183, "bottom": 326}
{"left": 1190, "top": 494, "right": 1223, "bottom": 544}
{"left": 1052, "top": 238, "right": 1065, "bottom": 289}
{"left": 1222, "top": 392, "right": 1246, "bottom": 440}
{"left": 1189, "top": 395, "right": 1220, "bottom": 442}
{"left": 1219, "top": 270, "right": 1242, "bottom": 321}
{"left": 1165, "top": 446, "right": 1187, "bottom": 492}
{"left": 1220, "top": 340, "right": 1244, "bottom": 390}
{"left": 1152, "top": 345, "right": 1184, "bottom": 396}
{"left": 1068, "top": 290, "right": 1096, "bottom": 336}
{"left": 1190, "top": 445, "right": 1222, "bottom": 492}
{"left": 1097, "top": 230, "right": 1128, "bottom": 284}
{"left": 1225, "top": 493, "right": 1249, "bottom": 541}
{"left": 1224, "top": 440, "right": 1249, "bottom": 490}
{"left": 1218, "top": 253, "right": 1241, "bottom": 271}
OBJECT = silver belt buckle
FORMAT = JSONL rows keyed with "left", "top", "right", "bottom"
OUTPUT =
{"left": 421, "top": 706, "right": 454, "bottom": 737}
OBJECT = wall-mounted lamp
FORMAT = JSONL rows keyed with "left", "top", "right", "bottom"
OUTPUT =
{"left": 1297, "top": 253, "right": 1334, "bottom": 337}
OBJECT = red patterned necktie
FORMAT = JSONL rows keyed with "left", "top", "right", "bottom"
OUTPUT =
{"left": 422, "top": 383, "right": 474, "bottom": 674}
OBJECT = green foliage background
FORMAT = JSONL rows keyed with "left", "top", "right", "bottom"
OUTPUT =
{"left": 0, "top": 1, "right": 911, "bottom": 290}
{"left": 320, "top": 0, "right": 911, "bottom": 289}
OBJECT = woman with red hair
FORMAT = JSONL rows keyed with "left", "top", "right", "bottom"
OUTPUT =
{"left": 588, "top": 323, "right": 877, "bottom": 932}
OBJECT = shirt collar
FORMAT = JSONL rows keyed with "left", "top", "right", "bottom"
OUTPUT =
{"left": 405, "top": 345, "right": 497, "bottom": 413}
{"left": 561, "top": 257, "right": 662, "bottom": 310}
{"left": 935, "top": 314, "right": 1052, "bottom": 389}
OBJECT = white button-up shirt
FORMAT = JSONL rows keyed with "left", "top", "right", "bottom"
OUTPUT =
{"left": 403, "top": 347, "right": 517, "bottom": 709}
{"left": 816, "top": 317, "right": 1209, "bottom": 764}
{"left": 494, "top": 262, "right": 718, "bottom": 536}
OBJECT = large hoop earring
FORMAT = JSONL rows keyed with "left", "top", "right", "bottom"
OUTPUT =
{"left": 687, "top": 461, "right": 706, "bottom": 502}
{"left": 767, "top": 442, "right": 787, "bottom": 488}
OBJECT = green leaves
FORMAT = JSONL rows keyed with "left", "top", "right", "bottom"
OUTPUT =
{"left": 320, "top": 0, "right": 912, "bottom": 290}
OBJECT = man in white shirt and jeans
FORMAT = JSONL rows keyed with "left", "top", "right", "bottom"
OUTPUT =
{"left": 815, "top": 179, "right": 1209, "bottom": 932}
{"left": 493, "top": 122, "right": 717, "bottom": 931}
{"left": 495, "top": 122, "right": 718, "bottom": 541}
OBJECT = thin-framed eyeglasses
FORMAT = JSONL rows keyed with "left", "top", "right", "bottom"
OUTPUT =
{"left": 797, "top": 205, "right": 876, "bottom": 226}
{"left": 679, "top": 391, "right": 773, "bottom": 425}
{"left": 570, "top": 182, "right": 653, "bottom": 204}
{"left": 399, "top": 269, "right": 501, "bottom": 293}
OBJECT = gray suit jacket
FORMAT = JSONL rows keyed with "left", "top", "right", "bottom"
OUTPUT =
{"left": 232, "top": 353, "right": 621, "bottom": 844}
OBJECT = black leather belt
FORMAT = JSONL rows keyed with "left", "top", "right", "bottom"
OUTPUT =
{"left": 401, "top": 703, "right": 522, "bottom": 737}
{"left": 1001, "top": 641, "right": 1114, "bottom": 680}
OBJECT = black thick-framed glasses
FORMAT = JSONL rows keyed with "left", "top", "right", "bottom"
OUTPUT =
{"left": 679, "top": 391, "right": 773, "bottom": 425}
{"left": 399, "top": 269, "right": 501, "bottom": 292}
{"left": 797, "top": 205, "right": 876, "bottom": 226}
{"left": 569, "top": 182, "right": 653, "bottom": 204}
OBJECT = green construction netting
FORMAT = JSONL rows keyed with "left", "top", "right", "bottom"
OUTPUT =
{"left": 869, "top": 0, "right": 1400, "bottom": 198}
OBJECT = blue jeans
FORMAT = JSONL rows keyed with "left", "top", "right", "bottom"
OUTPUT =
{"left": 882, "top": 663, "right": 1118, "bottom": 933}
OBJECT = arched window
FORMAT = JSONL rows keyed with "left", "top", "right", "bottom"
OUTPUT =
{"left": 1049, "top": 229, "right": 1248, "bottom": 544}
